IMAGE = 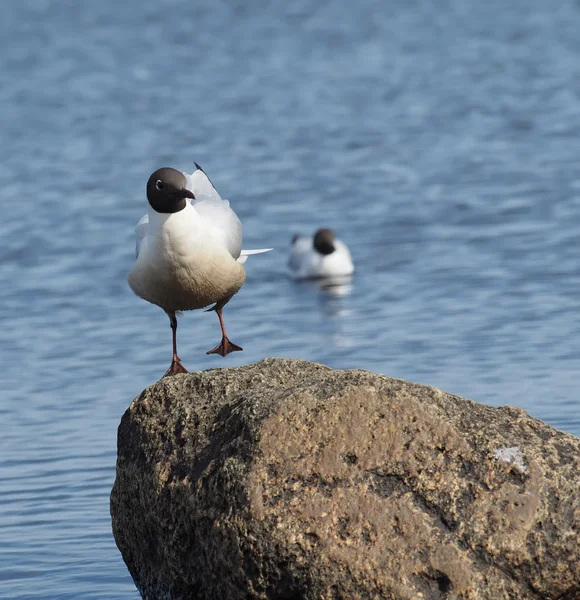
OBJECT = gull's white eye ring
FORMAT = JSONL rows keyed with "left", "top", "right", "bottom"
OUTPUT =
{"left": 155, "top": 180, "right": 164, "bottom": 191}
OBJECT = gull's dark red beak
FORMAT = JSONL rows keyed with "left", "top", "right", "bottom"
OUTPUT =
{"left": 180, "top": 188, "right": 195, "bottom": 200}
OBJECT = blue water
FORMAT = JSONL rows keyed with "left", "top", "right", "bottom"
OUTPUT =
{"left": 1, "top": 1, "right": 580, "bottom": 597}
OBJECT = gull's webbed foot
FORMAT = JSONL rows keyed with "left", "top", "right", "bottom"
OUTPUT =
{"left": 162, "top": 358, "right": 189, "bottom": 377}
{"left": 206, "top": 337, "right": 243, "bottom": 357}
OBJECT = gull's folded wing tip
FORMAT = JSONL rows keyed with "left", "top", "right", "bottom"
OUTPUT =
{"left": 240, "top": 248, "right": 273, "bottom": 256}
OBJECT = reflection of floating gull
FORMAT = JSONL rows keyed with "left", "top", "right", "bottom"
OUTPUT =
{"left": 127, "top": 163, "right": 271, "bottom": 377}
{"left": 288, "top": 228, "right": 354, "bottom": 280}
{"left": 316, "top": 275, "right": 353, "bottom": 297}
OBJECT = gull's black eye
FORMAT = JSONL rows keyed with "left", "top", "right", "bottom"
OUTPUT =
{"left": 155, "top": 180, "right": 164, "bottom": 191}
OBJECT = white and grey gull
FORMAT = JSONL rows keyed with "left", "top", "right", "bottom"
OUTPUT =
{"left": 127, "top": 163, "right": 271, "bottom": 377}
{"left": 288, "top": 228, "right": 354, "bottom": 280}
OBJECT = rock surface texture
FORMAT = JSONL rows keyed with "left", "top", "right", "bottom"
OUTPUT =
{"left": 111, "top": 358, "right": 580, "bottom": 600}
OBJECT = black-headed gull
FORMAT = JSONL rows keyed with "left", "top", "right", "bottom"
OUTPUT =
{"left": 127, "top": 163, "right": 271, "bottom": 377}
{"left": 288, "top": 228, "right": 354, "bottom": 279}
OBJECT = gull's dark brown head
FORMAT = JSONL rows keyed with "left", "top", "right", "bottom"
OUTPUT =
{"left": 146, "top": 167, "right": 195, "bottom": 214}
{"left": 313, "top": 228, "right": 336, "bottom": 255}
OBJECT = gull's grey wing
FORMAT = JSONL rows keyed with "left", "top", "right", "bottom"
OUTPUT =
{"left": 135, "top": 214, "right": 149, "bottom": 258}
{"left": 193, "top": 199, "right": 242, "bottom": 259}
{"left": 184, "top": 165, "right": 242, "bottom": 259}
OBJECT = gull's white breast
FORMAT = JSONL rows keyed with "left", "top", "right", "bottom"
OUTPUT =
{"left": 127, "top": 203, "right": 246, "bottom": 312}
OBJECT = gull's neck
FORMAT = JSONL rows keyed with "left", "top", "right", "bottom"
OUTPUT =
{"left": 147, "top": 201, "right": 198, "bottom": 232}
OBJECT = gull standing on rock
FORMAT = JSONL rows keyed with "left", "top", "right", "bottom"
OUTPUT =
{"left": 288, "top": 228, "right": 354, "bottom": 279}
{"left": 127, "top": 163, "right": 271, "bottom": 377}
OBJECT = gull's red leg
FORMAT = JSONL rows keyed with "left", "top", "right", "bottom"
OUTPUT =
{"left": 206, "top": 307, "right": 243, "bottom": 357}
{"left": 162, "top": 313, "right": 188, "bottom": 377}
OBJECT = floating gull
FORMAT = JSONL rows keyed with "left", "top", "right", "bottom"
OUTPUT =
{"left": 288, "top": 228, "right": 354, "bottom": 280}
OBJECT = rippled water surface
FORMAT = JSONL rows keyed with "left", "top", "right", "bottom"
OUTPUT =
{"left": 2, "top": 1, "right": 580, "bottom": 597}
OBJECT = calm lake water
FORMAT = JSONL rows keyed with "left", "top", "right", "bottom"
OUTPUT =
{"left": 1, "top": 1, "right": 580, "bottom": 597}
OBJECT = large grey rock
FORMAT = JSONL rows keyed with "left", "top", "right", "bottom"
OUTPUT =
{"left": 110, "top": 358, "right": 580, "bottom": 600}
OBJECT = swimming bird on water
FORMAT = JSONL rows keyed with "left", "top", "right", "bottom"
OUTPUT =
{"left": 127, "top": 163, "right": 271, "bottom": 377}
{"left": 288, "top": 228, "right": 354, "bottom": 279}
